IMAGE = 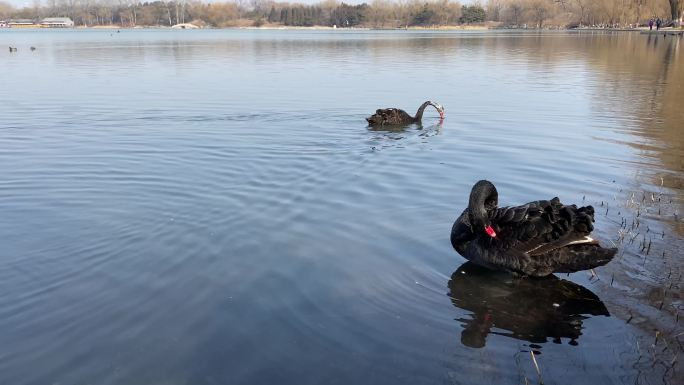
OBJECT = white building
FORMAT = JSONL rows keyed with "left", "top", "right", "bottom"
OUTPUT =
{"left": 41, "top": 17, "right": 74, "bottom": 28}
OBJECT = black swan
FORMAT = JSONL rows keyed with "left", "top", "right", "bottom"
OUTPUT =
{"left": 448, "top": 262, "right": 609, "bottom": 348}
{"left": 450, "top": 180, "right": 616, "bottom": 277}
{"left": 366, "top": 101, "right": 444, "bottom": 126}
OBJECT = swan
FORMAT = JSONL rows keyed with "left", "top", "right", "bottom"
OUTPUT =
{"left": 450, "top": 180, "right": 616, "bottom": 277}
{"left": 366, "top": 101, "right": 444, "bottom": 126}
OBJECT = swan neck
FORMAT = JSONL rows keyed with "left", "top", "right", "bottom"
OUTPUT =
{"left": 468, "top": 180, "right": 498, "bottom": 226}
{"left": 414, "top": 102, "right": 431, "bottom": 121}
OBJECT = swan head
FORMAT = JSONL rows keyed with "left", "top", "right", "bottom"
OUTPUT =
{"left": 468, "top": 180, "right": 498, "bottom": 238}
{"left": 429, "top": 102, "right": 445, "bottom": 119}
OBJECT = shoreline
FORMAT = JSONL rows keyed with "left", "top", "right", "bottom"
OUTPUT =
{"left": 4, "top": 24, "right": 682, "bottom": 32}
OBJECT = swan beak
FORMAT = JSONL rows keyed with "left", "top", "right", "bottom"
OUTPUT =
{"left": 485, "top": 225, "right": 497, "bottom": 238}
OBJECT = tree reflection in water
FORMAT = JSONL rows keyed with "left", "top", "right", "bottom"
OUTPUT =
{"left": 448, "top": 262, "right": 610, "bottom": 349}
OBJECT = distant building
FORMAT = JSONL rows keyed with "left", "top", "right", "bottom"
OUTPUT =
{"left": 171, "top": 23, "right": 199, "bottom": 29}
{"left": 41, "top": 17, "right": 74, "bottom": 28}
{"left": 8, "top": 19, "right": 38, "bottom": 28}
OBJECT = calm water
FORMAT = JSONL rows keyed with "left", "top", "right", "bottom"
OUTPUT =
{"left": 1, "top": 29, "right": 682, "bottom": 385}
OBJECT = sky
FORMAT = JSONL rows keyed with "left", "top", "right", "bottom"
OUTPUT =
{"left": 4, "top": 0, "right": 478, "bottom": 10}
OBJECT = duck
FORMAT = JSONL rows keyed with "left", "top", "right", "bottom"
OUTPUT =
{"left": 9, "top": 46, "right": 17, "bottom": 52}
{"left": 366, "top": 101, "right": 444, "bottom": 126}
{"left": 30, "top": 46, "right": 36, "bottom": 51}
{"left": 450, "top": 180, "right": 616, "bottom": 277}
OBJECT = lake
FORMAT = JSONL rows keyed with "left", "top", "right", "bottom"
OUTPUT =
{"left": 1, "top": 29, "right": 682, "bottom": 385}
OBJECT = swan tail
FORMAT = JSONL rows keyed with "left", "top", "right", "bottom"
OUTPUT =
{"left": 549, "top": 244, "right": 617, "bottom": 274}
{"left": 524, "top": 242, "right": 616, "bottom": 276}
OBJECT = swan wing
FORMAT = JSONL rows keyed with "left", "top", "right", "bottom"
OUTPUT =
{"left": 367, "top": 108, "right": 412, "bottom": 125}
{"left": 490, "top": 198, "right": 595, "bottom": 256}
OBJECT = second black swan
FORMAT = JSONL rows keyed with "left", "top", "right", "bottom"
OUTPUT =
{"left": 366, "top": 101, "right": 444, "bottom": 126}
{"left": 450, "top": 180, "right": 616, "bottom": 277}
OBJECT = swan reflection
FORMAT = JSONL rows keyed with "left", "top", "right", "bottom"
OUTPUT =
{"left": 448, "top": 262, "right": 609, "bottom": 348}
{"left": 367, "top": 120, "right": 443, "bottom": 151}
{"left": 367, "top": 119, "right": 443, "bottom": 133}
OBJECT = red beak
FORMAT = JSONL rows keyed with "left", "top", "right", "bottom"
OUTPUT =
{"left": 439, "top": 111, "right": 445, "bottom": 119}
{"left": 485, "top": 225, "right": 497, "bottom": 238}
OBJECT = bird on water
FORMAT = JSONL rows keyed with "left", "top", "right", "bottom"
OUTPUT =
{"left": 450, "top": 180, "right": 616, "bottom": 277}
{"left": 366, "top": 101, "right": 444, "bottom": 126}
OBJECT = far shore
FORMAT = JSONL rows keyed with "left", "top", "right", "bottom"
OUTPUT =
{"left": 73, "top": 24, "right": 490, "bottom": 31}
{"left": 7, "top": 24, "right": 683, "bottom": 32}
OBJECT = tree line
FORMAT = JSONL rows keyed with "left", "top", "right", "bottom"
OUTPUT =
{"left": 0, "top": 0, "right": 681, "bottom": 28}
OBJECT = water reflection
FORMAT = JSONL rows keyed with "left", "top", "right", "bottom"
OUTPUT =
{"left": 588, "top": 33, "right": 683, "bottom": 202}
{"left": 448, "top": 262, "right": 609, "bottom": 349}
{"left": 1, "top": 30, "right": 681, "bottom": 384}
{"left": 366, "top": 120, "right": 443, "bottom": 151}
{"left": 367, "top": 118, "right": 444, "bottom": 132}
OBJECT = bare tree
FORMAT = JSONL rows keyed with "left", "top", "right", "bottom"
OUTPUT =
{"left": 234, "top": 0, "right": 248, "bottom": 19}
{"left": 574, "top": 0, "right": 589, "bottom": 26}
{"left": 554, "top": 0, "right": 569, "bottom": 10}
{"left": 487, "top": 0, "right": 503, "bottom": 21}
{"left": 526, "top": 0, "right": 551, "bottom": 28}
{"left": 0, "top": 0, "right": 675, "bottom": 28}
{"left": 505, "top": 1, "right": 524, "bottom": 26}
{"left": 0, "top": 1, "right": 15, "bottom": 19}
{"left": 667, "top": 0, "right": 682, "bottom": 25}
{"left": 367, "top": 0, "right": 391, "bottom": 28}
